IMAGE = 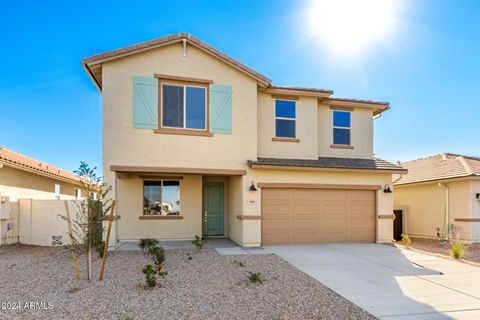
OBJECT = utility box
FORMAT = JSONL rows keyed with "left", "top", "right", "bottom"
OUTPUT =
{"left": 0, "top": 196, "right": 11, "bottom": 219}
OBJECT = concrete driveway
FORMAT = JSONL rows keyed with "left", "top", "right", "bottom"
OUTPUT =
{"left": 267, "top": 244, "right": 480, "bottom": 319}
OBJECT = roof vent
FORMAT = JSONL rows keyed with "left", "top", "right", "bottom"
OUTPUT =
{"left": 441, "top": 154, "right": 449, "bottom": 161}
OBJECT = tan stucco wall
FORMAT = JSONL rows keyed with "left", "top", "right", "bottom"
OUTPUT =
{"left": 394, "top": 180, "right": 476, "bottom": 242}
{"left": 318, "top": 105, "right": 374, "bottom": 159}
{"left": 241, "top": 169, "right": 393, "bottom": 246}
{"left": 0, "top": 165, "right": 79, "bottom": 245}
{"left": 257, "top": 93, "right": 318, "bottom": 159}
{"left": 471, "top": 181, "right": 480, "bottom": 241}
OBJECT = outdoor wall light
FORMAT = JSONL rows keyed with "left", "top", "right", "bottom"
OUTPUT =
{"left": 383, "top": 184, "right": 393, "bottom": 193}
{"left": 249, "top": 181, "right": 258, "bottom": 192}
{"left": 476, "top": 193, "right": 480, "bottom": 200}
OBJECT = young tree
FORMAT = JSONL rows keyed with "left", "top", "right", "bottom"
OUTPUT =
{"left": 63, "top": 162, "right": 112, "bottom": 280}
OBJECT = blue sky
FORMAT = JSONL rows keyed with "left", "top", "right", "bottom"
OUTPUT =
{"left": 1, "top": 0, "right": 479, "bottom": 174}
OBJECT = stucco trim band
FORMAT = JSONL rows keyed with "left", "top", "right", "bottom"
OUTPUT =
{"left": 111, "top": 165, "right": 247, "bottom": 176}
{"left": 257, "top": 183, "right": 381, "bottom": 190}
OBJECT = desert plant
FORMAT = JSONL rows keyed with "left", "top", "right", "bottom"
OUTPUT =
{"left": 149, "top": 246, "right": 166, "bottom": 267}
{"left": 60, "top": 162, "right": 112, "bottom": 280}
{"left": 247, "top": 271, "right": 264, "bottom": 284}
{"left": 96, "top": 241, "right": 105, "bottom": 258}
{"left": 191, "top": 235, "right": 207, "bottom": 250}
{"left": 401, "top": 233, "right": 411, "bottom": 246}
{"left": 142, "top": 264, "right": 157, "bottom": 288}
{"left": 449, "top": 241, "right": 465, "bottom": 259}
{"left": 138, "top": 238, "right": 159, "bottom": 251}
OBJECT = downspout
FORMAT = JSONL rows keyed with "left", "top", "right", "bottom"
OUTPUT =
{"left": 438, "top": 183, "right": 449, "bottom": 241}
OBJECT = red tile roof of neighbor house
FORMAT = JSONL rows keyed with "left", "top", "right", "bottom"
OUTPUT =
{"left": 81, "top": 33, "right": 388, "bottom": 112}
{"left": 394, "top": 153, "right": 480, "bottom": 185}
{"left": 0, "top": 147, "right": 82, "bottom": 185}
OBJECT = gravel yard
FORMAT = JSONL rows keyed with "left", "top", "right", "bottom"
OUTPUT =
{"left": 396, "top": 237, "right": 480, "bottom": 264}
{"left": 0, "top": 244, "right": 375, "bottom": 320}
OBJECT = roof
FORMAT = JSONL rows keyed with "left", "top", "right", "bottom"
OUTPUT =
{"left": 394, "top": 153, "right": 480, "bottom": 185}
{"left": 0, "top": 147, "right": 82, "bottom": 185}
{"left": 82, "top": 33, "right": 272, "bottom": 90}
{"left": 248, "top": 156, "right": 406, "bottom": 173}
{"left": 82, "top": 33, "right": 390, "bottom": 113}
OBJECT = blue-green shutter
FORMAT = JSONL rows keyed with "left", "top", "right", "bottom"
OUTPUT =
{"left": 209, "top": 84, "right": 232, "bottom": 134}
{"left": 132, "top": 76, "right": 158, "bottom": 129}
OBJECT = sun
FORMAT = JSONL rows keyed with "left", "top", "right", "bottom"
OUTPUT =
{"left": 306, "top": 0, "right": 400, "bottom": 57}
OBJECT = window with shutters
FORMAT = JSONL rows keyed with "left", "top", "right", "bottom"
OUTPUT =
{"left": 160, "top": 81, "right": 207, "bottom": 131}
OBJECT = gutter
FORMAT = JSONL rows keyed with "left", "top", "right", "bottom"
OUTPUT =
{"left": 438, "top": 183, "right": 449, "bottom": 241}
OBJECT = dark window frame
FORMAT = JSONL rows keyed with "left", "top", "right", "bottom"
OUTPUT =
{"left": 274, "top": 99, "right": 296, "bottom": 138}
{"left": 143, "top": 180, "right": 181, "bottom": 216}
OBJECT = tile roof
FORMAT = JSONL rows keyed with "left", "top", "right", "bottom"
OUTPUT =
{"left": 394, "top": 153, "right": 480, "bottom": 185}
{"left": 0, "top": 147, "right": 82, "bottom": 185}
{"left": 248, "top": 156, "right": 406, "bottom": 172}
{"left": 82, "top": 33, "right": 272, "bottom": 88}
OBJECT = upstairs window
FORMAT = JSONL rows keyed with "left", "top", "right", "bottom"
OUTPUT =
{"left": 333, "top": 111, "right": 351, "bottom": 145}
{"left": 275, "top": 100, "right": 296, "bottom": 138}
{"left": 143, "top": 180, "right": 180, "bottom": 216}
{"left": 162, "top": 83, "right": 207, "bottom": 130}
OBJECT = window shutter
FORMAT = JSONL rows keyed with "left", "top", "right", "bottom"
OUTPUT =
{"left": 132, "top": 76, "right": 158, "bottom": 129}
{"left": 209, "top": 84, "right": 232, "bottom": 134}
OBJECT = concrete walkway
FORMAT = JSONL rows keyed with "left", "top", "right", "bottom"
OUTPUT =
{"left": 267, "top": 244, "right": 480, "bottom": 320}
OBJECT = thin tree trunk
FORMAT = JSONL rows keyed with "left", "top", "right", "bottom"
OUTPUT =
{"left": 87, "top": 245, "right": 92, "bottom": 280}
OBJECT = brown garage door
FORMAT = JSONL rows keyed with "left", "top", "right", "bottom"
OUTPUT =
{"left": 261, "top": 188, "right": 376, "bottom": 245}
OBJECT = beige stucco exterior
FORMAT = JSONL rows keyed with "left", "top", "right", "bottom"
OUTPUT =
{"left": 98, "top": 40, "right": 397, "bottom": 247}
{"left": 394, "top": 179, "right": 480, "bottom": 242}
{"left": 0, "top": 165, "right": 80, "bottom": 245}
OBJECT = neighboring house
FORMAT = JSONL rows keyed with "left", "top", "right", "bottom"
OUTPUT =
{"left": 0, "top": 147, "right": 83, "bottom": 245}
{"left": 394, "top": 153, "right": 480, "bottom": 243}
{"left": 82, "top": 33, "right": 405, "bottom": 247}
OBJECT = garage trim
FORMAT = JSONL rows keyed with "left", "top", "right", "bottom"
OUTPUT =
{"left": 257, "top": 183, "right": 381, "bottom": 190}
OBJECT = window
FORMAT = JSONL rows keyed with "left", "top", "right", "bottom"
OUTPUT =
{"left": 333, "top": 111, "right": 351, "bottom": 145}
{"left": 75, "top": 189, "right": 81, "bottom": 199}
{"left": 162, "top": 83, "right": 207, "bottom": 130}
{"left": 54, "top": 184, "right": 61, "bottom": 196}
{"left": 143, "top": 180, "right": 180, "bottom": 216}
{"left": 275, "top": 100, "right": 296, "bottom": 138}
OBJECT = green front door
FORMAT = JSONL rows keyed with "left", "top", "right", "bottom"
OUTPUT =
{"left": 204, "top": 182, "right": 224, "bottom": 236}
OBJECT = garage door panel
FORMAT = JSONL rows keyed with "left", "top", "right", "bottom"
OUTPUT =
{"left": 263, "top": 204, "right": 289, "bottom": 215}
{"left": 292, "top": 204, "right": 321, "bottom": 216}
{"left": 262, "top": 188, "right": 376, "bottom": 245}
{"left": 293, "top": 231, "right": 319, "bottom": 244}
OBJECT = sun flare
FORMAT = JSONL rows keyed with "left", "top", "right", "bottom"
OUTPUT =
{"left": 307, "top": 0, "right": 400, "bottom": 57}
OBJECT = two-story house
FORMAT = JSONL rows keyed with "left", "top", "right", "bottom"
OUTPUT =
{"left": 82, "top": 33, "right": 406, "bottom": 247}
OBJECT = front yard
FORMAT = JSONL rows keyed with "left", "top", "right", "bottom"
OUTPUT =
{"left": 0, "top": 245, "right": 375, "bottom": 320}
{"left": 396, "top": 237, "right": 480, "bottom": 265}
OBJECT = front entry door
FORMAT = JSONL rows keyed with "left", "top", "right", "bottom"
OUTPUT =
{"left": 204, "top": 182, "right": 224, "bottom": 236}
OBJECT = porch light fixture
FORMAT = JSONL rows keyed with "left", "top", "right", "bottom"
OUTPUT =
{"left": 249, "top": 181, "right": 258, "bottom": 192}
{"left": 476, "top": 193, "right": 480, "bottom": 200}
{"left": 383, "top": 184, "right": 392, "bottom": 193}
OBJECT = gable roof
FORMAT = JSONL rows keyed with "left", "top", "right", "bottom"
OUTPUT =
{"left": 82, "top": 33, "right": 272, "bottom": 90}
{"left": 82, "top": 33, "right": 390, "bottom": 114}
{"left": 394, "top": 153, "right": 480, "bottom": 186}
{"left": 248, "top": 156, "right": 406, "bottom": 173}
{"left": 0, "top": 147, "right": 82, "bottom": 186}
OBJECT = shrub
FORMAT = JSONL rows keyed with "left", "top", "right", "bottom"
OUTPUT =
{"left": 149, "top": 246, "right": 165, "bottom": 267}
{"left": 247, "top": 271, "right": 264, "bottom": 284}
{"left": 138, "top": 238, "right": 159, "bottom": 251}
{"left": 401, "top": 234, "right": 411, "bottom": 246}
{"left": 96, "top": 241, "right": 105, "bottom": 258}
{"left": 450, "top": 241, "right": 465, "bottom": 259}
{"left": 191, "top": 235, "right": 207, "bottom": 250}
{"left": 142, "top": 264, "right": 157, "bottom": 289}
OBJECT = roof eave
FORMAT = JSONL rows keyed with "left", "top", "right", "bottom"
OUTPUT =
{"left": 394, "top": 174, "right": 480, "bottom": 186}
{"left": 248, "top": 162, "right": 407, "bottom": 174}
